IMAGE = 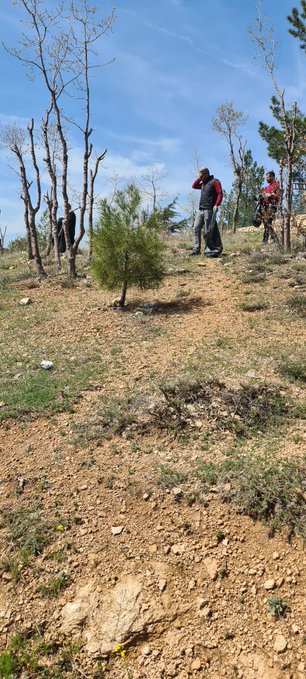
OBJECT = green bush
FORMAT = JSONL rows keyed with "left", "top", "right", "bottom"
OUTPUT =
{"left": 92, "top": 184, "right": 166, "bottom": 307}
{"left": 196, "top": 452, "right": 306, "bottom": 540}
{"left": 8, "top": 236, "right": 27, "bottom": 253}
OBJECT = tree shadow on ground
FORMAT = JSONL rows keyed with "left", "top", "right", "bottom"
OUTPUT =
{"left": 126, "top": 296, "right": 211, "bottom": 316}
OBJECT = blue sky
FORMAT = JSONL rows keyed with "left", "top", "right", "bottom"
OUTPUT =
{"left": 0, "top": 0, "right": 305, "bottom": 242}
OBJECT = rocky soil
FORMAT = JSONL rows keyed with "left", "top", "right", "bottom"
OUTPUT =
{"left": 0, "top": 232, "right": 305, "bottom": 678}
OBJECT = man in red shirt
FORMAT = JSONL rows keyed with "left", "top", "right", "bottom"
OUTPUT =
{"left": 190, "top": 167, "right": 223, "bottom": 257}
{"left": 261, "top": 170, "right": 281, "bottom": 243}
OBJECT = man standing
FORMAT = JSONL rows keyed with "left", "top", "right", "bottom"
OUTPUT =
{"left": 57, "top": 203, "right": 76, "bottom": 253}
{"left": 261, "top": 170, "right": 281, "bottom": 244}
{"left": 190, "top": 167, "right": 223, "bottom": 257}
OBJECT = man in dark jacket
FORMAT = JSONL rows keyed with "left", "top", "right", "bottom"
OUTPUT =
{"left": 57, "top": 204, "right": 76, "bottom": 253}
{"left": 190, "top": 168, "right": 223, "bottom": 257}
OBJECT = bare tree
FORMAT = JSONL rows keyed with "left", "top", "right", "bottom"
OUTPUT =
{"left": 21, "top": 193, "right": 34, "bottom": 259}
{"left": 1, "top": 122, "right": 46, "bottom": 276}
{"left": 5, "top": 0, "right": 114, "bottom": 276}
{"left": 141, "top": 167, "right": 169, "bottom": 211}
{"left": 87, "top": 149, "right": 107, "bottom": 262}
{"left": 68, "top": 1, "right": 114, "bottom": 255}
{"left": 212, "top": 101, "right": 247, "bottom": 233}
{"left": 41, "top": 107, "right": 61, "bottom": 268}
{"left": 249, "top": 2, "right": 298, "bottom": 250}
{"left": 0, "top": 210, "right": 7, "bottom": 255}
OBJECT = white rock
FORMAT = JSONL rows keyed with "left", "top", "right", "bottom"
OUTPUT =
{"left": 19, "top": 297, "right": 31, "bottom": 306}
{"left": 264, "top": 579, "right": 276, "bottom": 590}
{"left": 171, "top": 544, "right": 185, "bottom": 555}
{"left": 159, "top": 579, "right": 167, "bottom": 592}
{"left": 61, "top": 576, "right": 167, "bottom": 656}
{"left": 142, "top": 645, "right": 151, "bottom": 656}
{"left": 111, "top": 525, "right": 124, "bottom": 536}
{"left": 40, "top": 360, "right": 54, "bottom": 370}
{"left": 204, "top": 557, "right": 219, "bottom": 581}
{"left": 273, "top": 634, "right": 287, "bottom": 653}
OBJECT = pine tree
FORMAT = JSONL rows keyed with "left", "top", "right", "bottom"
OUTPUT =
{"left": 288, "top": 1, "right": 306, "bottom": 50}
{"left": 259, "top": 99, "right": 306, "bottom": 239}
{"left": 259, "top": 98, "right": 306, "bottom": 170}
{"left": 157, "top": 197, "right": 189, "bottom": 233}
{"left": 92, "top": 184, "right": 166, "bottom": 308}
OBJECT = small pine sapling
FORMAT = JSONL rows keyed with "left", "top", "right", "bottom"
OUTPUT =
{"left": 92, "top": 184, "right": 166, "bottom": 307}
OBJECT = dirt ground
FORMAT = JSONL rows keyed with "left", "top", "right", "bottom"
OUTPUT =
{"left": 0, "top": 230, "right": 306, "bottom": 678}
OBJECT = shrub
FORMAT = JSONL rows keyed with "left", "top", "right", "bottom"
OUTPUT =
{"left": 240, "top": 300, "right": 269, "bottom": 312}
{"left": 196, "top": 452, "right": 306, "bottom": 540}
{"left": 8, "top": 236, "right": 27, "bottom": 253}
{"left": 92, "top": 184, "right": 166, "bottom": 307}
{"left": 287, "top": 294, "right": 306, "bottom": 318}
{"left": 267, "top": 597, "right": 289, "bottom": 619}
{"left": 279, "top": 355, "right": 306, "bottom": 383}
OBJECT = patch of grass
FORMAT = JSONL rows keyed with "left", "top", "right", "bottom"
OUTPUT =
{"left": 0, "top": 649, "right": 18, "bottom": 678}
{"left": 242, "top": 271, "right": 267, "bottom": 284}
{"left": 38, "top": 572, "right": 70, "bottom": 597}
{"left": 47, "top": 549, "right": 67, "bottom": 563}
{"left": 240, "top": 300, "right": 269, "bottom": 312}
{"left": 72, "top": 395, "right": 141, "bottom": 445}
{"left": 267, "top": 597, "right": 289, "bottom": 619}
{"left": 156, "top": 464, "right": 186, "bottom": 489}
{"left": 286, "top": 293, "right": 306, "bottom": 317}
{"left": 0, "top": 355, "right": 107, "bottom": 421}
{"left": 0, "top": 632, "right": 82, "bottom": 678}
{"left": 266, "top": 252, "right": 289, "bottom": 266}
{"left": 3, "top": 505, "right": 52, "bottom": 562}
{"left": 1, "top": 555, "right": 22, "bottom": 582}
{"left": 26, "top": 279, "right": 40, "bottom": 289}
{"left": 60, "top": 277, "right": 76, "bottom": 289}
{"left": 215, "top": 336, "right": 233, "bottom": 348}
{"left": 215, "top": 530, "right": 226, "bottom": 543}
{"left": 278, "top": 355, "right": 306, "bottom": 383}
{"left": 196, "top": 452, "right": 306, "bottom": 540}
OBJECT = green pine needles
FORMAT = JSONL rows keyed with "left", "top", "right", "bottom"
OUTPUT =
{"left": 92, "top": 184, "right": 166, "bottom": 307}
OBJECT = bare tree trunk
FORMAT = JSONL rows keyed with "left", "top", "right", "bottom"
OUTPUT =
{"left": 284, "top": 163, "right": 293, "bottom": 251}
{"left": 29, "top": 215, "right": 46, "bottom": 277}
{"left": 232, "top": 178, "right": 243, "bottom": 233}
{"left": 21, "top": 195, "right": 34, "bottom": 259}
{"left": 74, "top": 38, "right": 91, "bottom": 255}
{"left": 283, "top": 104, "right": 297, "bottom": 251}
{"left": 42, "top": 110, "right": 61, "bottom": 269}
{"left": 44, "top": 193, "right": 54, "bottom": 257}
{"left": 16, "top": 122, "right": 46, "bottom": 276}
{"left": 278, "top": 161, "right": 285, "bottom": 246}
{"left": 119, "top": 280, "right": 128, "bottom": 308}
{"left": 0, "top": 225, "right": 7, "bottom": 255}
{"left": 119, "top": 253, "right": 129, "bottom": 307}
{"left": 87, "top": 151, "right": 107, "bottom": 263}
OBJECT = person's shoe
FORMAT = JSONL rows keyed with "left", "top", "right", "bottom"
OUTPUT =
{"left": 189, "top": 250, "right": 200, "bottom": 256}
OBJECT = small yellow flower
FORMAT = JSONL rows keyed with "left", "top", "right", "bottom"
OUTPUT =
{"left": 113, "top": 644, "right": 124, "bottom": 654}
{"left": 120, "top": 650, "right": 126, "bottom": 659}
{"left": 56, "top": 524, "right": 64, "bottom": 531}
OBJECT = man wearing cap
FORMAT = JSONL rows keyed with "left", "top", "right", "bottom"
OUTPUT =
{"left": 190, "top": 167, "right": 223, "bottom": 256}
